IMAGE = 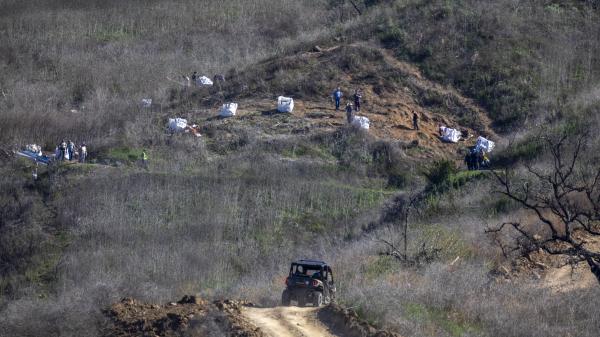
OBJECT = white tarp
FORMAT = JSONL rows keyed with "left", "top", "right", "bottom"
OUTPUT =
{"left": 168, "top": 118, "right": 188, "bottom": 132}
{"left": 25, "top": 144, "right": 42, "bottom": 155}
{"left": 475, "top": 136, "right": 495, "bottom": 153}
{"left": 277, "top": 96, "right": 294, "bottom": 113}
{"left": 196, "top": 76, "right": 213, "bottom": 86}
{"left": 351, "top": 116, "right": 370, "bottom": 130}
{"left": 440, "top": 126, "right": 461, "bottom": 143}
{"left": 141, "top": 98, "right": 152, "bottom": 108}
{"left": 220, "top": 103, "right": 238, "bottom": 117}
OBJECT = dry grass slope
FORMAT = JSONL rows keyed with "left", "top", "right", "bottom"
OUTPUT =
{"left": 2, "top": 1, "right": 600, "bottom": 337}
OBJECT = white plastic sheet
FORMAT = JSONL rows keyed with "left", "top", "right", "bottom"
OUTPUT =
{"left": 141, "top": 99, "right": 152, "bottom": 108}
{"left": 25, "top": 144, "right": 42, "bottom": 155}
{"left": 277, "top": 96, "right": 294, "bottom": 113}
{"left": 475, "top": 136, "right": 495, "bottom": 153}
{"left": 440, "top": 126, "right": 461, "bottom": 143}
{"left": 168, "top": 118, "right": 188, "bottom": 132}
{"left": 220, "top": 103, "right": 238, "bottom": 117}
{"left": 351, "top": 116, "right": 370, "bottom": 130}
{"left": 196, "top": 76, "right": 213, "bottom": 86}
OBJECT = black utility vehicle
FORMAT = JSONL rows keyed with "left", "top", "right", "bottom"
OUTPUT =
{"left": 281, "top": 259, "right": 336, "bottom": 307}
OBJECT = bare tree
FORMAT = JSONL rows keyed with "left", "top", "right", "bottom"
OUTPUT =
{"left": 376, "top": 191, "right": 440, "bottom": 266}
{"left": 488, "top": 131, "right": 600, "bottom": 283}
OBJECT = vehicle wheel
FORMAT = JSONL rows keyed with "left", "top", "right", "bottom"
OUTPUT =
{"left": 281, "top": 290, "right": 291, "bottom": 306}
{"left": 313, "top": 292, "right": 323, "bottom": 307}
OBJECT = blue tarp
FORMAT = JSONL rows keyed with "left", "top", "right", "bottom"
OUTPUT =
{"left": 16, "top": 150, "right": 53, "bottom": 165}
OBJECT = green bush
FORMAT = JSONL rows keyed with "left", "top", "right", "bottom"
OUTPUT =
{"left": 380, "top": 24, "right": 406, "bottom": 48}
{"left": 424, "top": 160, "right": 458, "bottom": 188}
{"left": 105, "top": 147, "right": 145, "bottom": 162}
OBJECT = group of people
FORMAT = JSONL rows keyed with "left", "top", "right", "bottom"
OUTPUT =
{"left": 55, "top": 140, "right": 87, "bottom": 163}
{"left": 333, "top": 87, "right": 363, "bottom": 124}
{"left": 334, "top": 87, "right": 420, "bottom": 130}
{"left": 464, "top": 147, "right": 490, "bottom": 170}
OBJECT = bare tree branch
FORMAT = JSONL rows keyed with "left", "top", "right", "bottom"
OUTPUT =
{"left": 489, "top": 132, "right": 600, "bottom": 284}
{"left": 348, "top": 0, "right": 362, "bottom": 15}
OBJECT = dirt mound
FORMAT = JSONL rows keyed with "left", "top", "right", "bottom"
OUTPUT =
{"left": 104, "top": 296, "right": 207, "bottom": 337}
{"left": 214, "top": 300, "right": 264, "bottom": 337}
{"left": 318, "top": 304, "right": 401, "bottom": 337}
{"left": 104, "top": 296, "right": 263, "bottom": 337}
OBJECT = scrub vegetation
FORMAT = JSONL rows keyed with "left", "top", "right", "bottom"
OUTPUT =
{"left": 1, "top": 1, "right": 600, "bottom": 336}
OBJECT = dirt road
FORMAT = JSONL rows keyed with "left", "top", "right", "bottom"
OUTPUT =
{"left": 242, "top": 306, "right": 339, "bottom": 337}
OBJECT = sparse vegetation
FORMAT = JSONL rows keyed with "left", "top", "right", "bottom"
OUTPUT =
{"left": 2, "top": 0, "right": 600, "bottom": 336}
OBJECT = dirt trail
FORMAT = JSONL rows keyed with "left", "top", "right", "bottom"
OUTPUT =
{"left": 243, "top": 306, "right": 338, "bottom": 337}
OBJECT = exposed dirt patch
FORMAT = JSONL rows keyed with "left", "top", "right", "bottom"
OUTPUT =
{"left": 497, "top": 240, "right": 598, "bottom": 292}
{"left": 241, "top": 305, "right": 401, "bottom": 337}
{"left": 105, "top": 298, "right": 402, "bottom": 337}
{"left": 243, "top": 306, "right": 337, "bottom": 337}
{"left": 185, "top": 43, "right": 497, "bottom": 162}
{"left": 318, "top": 304, "right": 401, "bottom": 337}
{"left": 104, "top": 296, "right": 263, "bottom": 337}
{"left": 542, "top": 263, "right": 597, "bottom": 292}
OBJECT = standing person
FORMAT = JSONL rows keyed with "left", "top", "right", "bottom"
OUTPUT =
{"left": 79, "top": 143, "right": 87, "bottom": 163}
{"left": 412, "top": 112, "right": 419, "bottom": 131}
{"left": 472, "top": 149, "right": 480, "bottom": 170}
{"left": 482, "top": 152, "right": 490, "bottom": 169}
{"left": 345, "top": 102, "right": 354, "bottom": 123}
{"left": 191, "top": 71, "right": 198, "bottom": 86}
{"left": 477, "top": 148, "right": 485, "bottom": 170}
{"left": 353, "top": 89, "right": 362, "bottom": 112}
{"left": 464, "top": 150, "right": 473, "bottom": 170}
{"left": 332, "top": 87, "right": 343, "bottom": 111}
{"left": 213, "top": 74, "right": 225, "bottom": 83}
{"left": 55, "top": 145, "right": 61, "bottom": 161}
{"left": 141, "top": 150, "right": 148, "bottom": 170}
{"left": 67, "top": 140, "right": 75, "bottom": 161}
{"left": 60, "top": 140, "right": 67, "bottom": 161}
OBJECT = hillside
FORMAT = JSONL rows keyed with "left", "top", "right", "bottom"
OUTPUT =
{"left": 1, "top": 1, "right": 600, "bottom": 337}
{"left": 170, "top": 42, "right": 496, "bottom": 160}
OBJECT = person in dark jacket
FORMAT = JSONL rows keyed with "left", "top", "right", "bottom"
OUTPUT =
{"left": 345, "top": 102, "right": 354, "bottom": 123}
{"left": 412, "top": 112, "right": 419, "bottom": 130}
{"left": 353, "top": 89, "right": 362, "bottom": 112}
{"left": 464, "top": 151, "right": 473, "bottom": 170}
{"left": 472, "top": 149, "right": 480, "bottom": 170}
{"left": 191, "top": 71, "right": 198, "bottom": 86}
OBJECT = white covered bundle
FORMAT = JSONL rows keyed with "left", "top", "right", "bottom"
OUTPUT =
{"left": 440, "top": 126, "right": 461, "bottom": 143}
{"left": 168, "top": 118, "right": 188, "bottom": 132}
{"left": 196, "top": 76, "right": 213, "bottom": 86}
{"left": 141, "top": 98, "right": 152, "bottom": 108}
{"left": 475, "top": 136, "right": 495, "bottom": 153}
{"left": 351, "top": 116, "right": 370, "bottom": 130}
{"left": 25, "top": 144, "right": 42, "bottom": 156}
{"left": 220, "top": 103, "right": 238, "bottom": 117}
{"left": 277, "top": 96, "right": 294, "bottom": 113}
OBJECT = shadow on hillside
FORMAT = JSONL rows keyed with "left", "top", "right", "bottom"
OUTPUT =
{"left": 261, "top": 109, "right": 282, "bottom": 116}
